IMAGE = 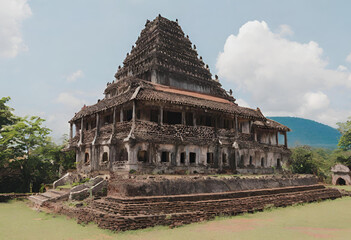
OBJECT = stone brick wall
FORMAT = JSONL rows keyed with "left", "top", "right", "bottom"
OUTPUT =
{"left": 108, "top": 175, "right": 318, "bottom": 197}
{"left": 44, "top": 184, "right": 342, "bottom": 232}
{"left": 0, "top": 193, "right": 29, "bottom": 202}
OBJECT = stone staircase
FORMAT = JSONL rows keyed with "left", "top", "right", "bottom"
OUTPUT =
{"left": 28, "top": 189, "right": 69, "bottom": 206}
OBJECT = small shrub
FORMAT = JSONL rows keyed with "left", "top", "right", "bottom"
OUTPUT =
{"left": 39, "top": 184, "right": 46, "bottom": 193}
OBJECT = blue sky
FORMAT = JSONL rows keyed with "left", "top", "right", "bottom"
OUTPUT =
{"left": 1, "top": 0, "right": 351, "bottom": 141}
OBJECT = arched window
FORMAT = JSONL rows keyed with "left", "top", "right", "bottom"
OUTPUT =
{"left": 239, "top": 155, "right": 244, "bottom": 167}
{"left": 161, "top": 151, "right": 170, "bottom": 162}
{"left": 84, "top": 153, "right": 90, "bottom": 163}
{"left": 277, "top": 158, "right": 281, "bottom": 168}
{"left": 102, "top": 152, "right": 108, "bottom": 163}
{"left": 138, "top": 150, "right": 148, "bottom": 162}
{"left": 206, "top": 153, "right": 213, "bottom": 165}
{"left": 222, "top": 153, "right": 227, "bottom": 165}
{"left": 189, "top": 152, "right": 196, "bottom": 164}
{"left": 261, "top": 157, "right": 265, "bottom": 167}
{"left": 120, "top": 148, "right": 128, "bottom": 161}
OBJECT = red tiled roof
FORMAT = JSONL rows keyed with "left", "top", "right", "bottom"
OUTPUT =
{"left": 152, "top": 83, "right": 233, "bottom": 105}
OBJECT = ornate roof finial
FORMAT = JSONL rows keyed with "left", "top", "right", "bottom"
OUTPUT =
{"left": 215, "top": 75, "right": 218, "bottom": 80}
{"left": 193, "top": 44, "right": 196, "bottom": 49}
{"left": 200, "top": 56, "right": 202, "bottom": 60}
{"left": 145, "top": 19, "right": 150, "bottom": 26}
{"left": 118, "top": 65, "right": 121, "bottom": 69}
{"left": 186, "top": 35, "right": 189, "bottom": 38}
{"left": 206, "top": 64, "right": 209, "bottom": 69}
{"left": 158, "top": 14, "right": 161, "bottom": 18}
{"left": 176, "top": 19, "right": 178, "bottom": 23}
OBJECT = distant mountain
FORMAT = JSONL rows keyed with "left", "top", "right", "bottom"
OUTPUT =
{"left": 268, "top": 117, "right": 341, "bottom": 149}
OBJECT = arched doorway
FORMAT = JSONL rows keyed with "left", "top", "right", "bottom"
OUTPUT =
{"left": 84, "top": 153, "right": 90, "bottom": 163}
{"left": 102, "top": 152, "right": 108, "bottom": 163}
{"left": 336, "top": 178, "right": 346, "bottom": 185}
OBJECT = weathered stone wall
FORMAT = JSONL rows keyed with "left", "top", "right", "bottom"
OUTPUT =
{"left": 108, "top": 175, "right": 318, "bottom": 197}
{"left": 0, "top": 193, "right": 28, "bottom": 202}
{"left": 44, "top": 185, "right": 341, "bottom": 232}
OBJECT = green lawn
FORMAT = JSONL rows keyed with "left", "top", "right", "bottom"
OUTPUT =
{"left": 1, "top": 197, "right": 351, "bottom": 240}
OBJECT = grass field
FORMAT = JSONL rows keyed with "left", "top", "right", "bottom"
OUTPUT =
{"left": 1, "top": 196, "right": 351, "bottom": 240}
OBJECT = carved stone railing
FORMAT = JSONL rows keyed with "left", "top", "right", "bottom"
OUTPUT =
{"left": 83, "top": 129, "right": 96, "bottom": 143}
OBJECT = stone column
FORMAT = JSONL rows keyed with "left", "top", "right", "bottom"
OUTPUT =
{"left": 79, "top": 118, "right": 84, "bottom": 143}
{"left": 95, "top": 113, "right": 100, "bottom": 137}
{"left": 112, "top": 107, "right": 116, "bottom": 133}
{"left": 235, "top": 115, "right": 238, "bottom": 136}
{"left": 120, "top": 108, "right": 124, "bottom": 122}
{"left": 182, "top": 111, "right": 186, "bottom": 125}
{"left": 132, "top": 101, "right": 136, "bottom": 125}
{"left": 160, "top": 107, "right": 163, "bottom": 125}
{"left": 193, "top": 113, "right": 196, "bottom": 127}
{"left": 276, "top": 132, "right": 279, "bottom": 146}
{"left": 284, "top": 132, "right": 288, "bottom": 147}
{"left": 69, "top": 123, "right": 73, "bottom": 140}
{"left": 268, "top": 132, "right": 272, "bottom": 145}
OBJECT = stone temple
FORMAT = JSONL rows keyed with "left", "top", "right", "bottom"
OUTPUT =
{"left": 66, "top": 15, "right": 291, "bottom": 175}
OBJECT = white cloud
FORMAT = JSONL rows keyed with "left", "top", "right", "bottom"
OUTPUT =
{"left": 0, "top": 0, "right": 32, "bottom": 58}
{"left": 346, "top": 53, "right": 351, "bottom": 63}
{"left": 298, "top": 91, "right": 330, "bottom": 115}
{"left": 56, "top": 92, "right": 86, "bottom": 109}
{"left": 337, "top": 65, "right": 348, "bottom": 72}
{"left": 66, "top": 70, "right": 84, "bottom": 82}
{"left": 236, "top": 98, "right": 250, "bottom": 108}
{"left": 277, "top": 24, "right": 294, "bottom": 37}
{"left": 216, "top": 20, "right": 351, "bottom": 127}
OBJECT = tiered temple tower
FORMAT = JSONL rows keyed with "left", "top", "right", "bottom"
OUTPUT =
{"left": 67, "top": 15, "right": 291, "bottom": 174}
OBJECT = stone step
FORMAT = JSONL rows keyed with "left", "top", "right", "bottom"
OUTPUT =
{"left": 28, "top": 194, "right": 50, "bottom": 205}
{"left": 91, "top": 188, "right": 341, "bottom": 216}
{"left": 46, "top": 186, "right": 342, "bottom": 232}
{"left": 105, "top": 184, "right": 326, "bottom": 204}
{"left": 28, "top": 190, "right": 69, "bottom": 206}
{"left": 41, "top": 191, "right": 62, "bottom": 198}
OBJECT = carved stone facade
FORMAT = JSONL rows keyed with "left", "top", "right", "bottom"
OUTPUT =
{"left": 66, "top": 15, "right": 291, "bottom": 174}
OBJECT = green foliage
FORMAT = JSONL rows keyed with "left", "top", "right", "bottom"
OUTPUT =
{"left": 332, "top": 149, "right": 351, "bottom": 168}
{"left": 337, "top": 117, "right": 351, "bottom": 151}
{"left": 72, "top": 178, "right": 90, "bottom": 187}
{"left": 0, "top": 97, "right": 76, "bottom": 193}
{"left": 289, "top": 146, "right": 335, "bottom": 181}
{"left": 0, "top": 97, "right": 17, "bottom": 130}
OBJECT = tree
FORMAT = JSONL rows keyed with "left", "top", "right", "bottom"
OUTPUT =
{"left": 337, "top": 117, "right": 351, "bottom": 151}
{"left": 0, "top": 116, "right": 51, "bottom": 192}
{"left": 288, "top": 146, "right": 333, "bottom": 181}
{"left": 289, "top": 146, "right": 317, "bottom": 174}
{"left": 0, "top": 97, "right": 17, "bottom": 129}
{"left": 332, "top": 150, "right": 351, "bottom": 168}
{"left": 0, "top": 98, "right": 76, "bottom": 192}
